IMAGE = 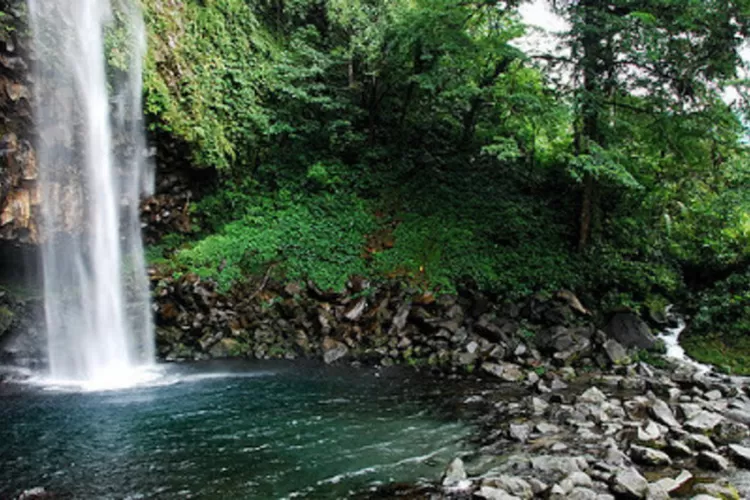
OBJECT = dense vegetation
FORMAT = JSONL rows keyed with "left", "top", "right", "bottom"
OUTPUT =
{"left": 134, "top": 1, "right": 749, "bottom": 367}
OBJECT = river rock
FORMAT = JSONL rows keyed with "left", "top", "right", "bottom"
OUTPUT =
{"left": 475, "top": 486, "right": 521, "bottom": 500}
{"left": 727, "top": 444, "right": 750, "bottom": 468}
{"left": 530, "top": 455, "right": 586, "bottom": 479}
{"left": 637, "top": 420, "right": 666, "bottom": 444}
{"left": 715, "top": 420, "right": 750, "bottom": 444}
{"left": 685, "top": 434, "right": 716, "bottom": 452}
{"left": 483, "top": 476, "right": 533, "bottom": 499}
{"left": 630, "top": 445, "right": 672, "bottom": 466}
{"left": 652, "top": 469, "right": 693, "bottom": 493}
{"left": 685, "top": 411, "right": 724, "bottom": 432}
{"left": 604, "top": 339, "right": 629, "bottom": 365}
{"left": 725, "top": 408, "right": 750, "bottom": 426}
{"left": 697, "top": 451, "right": 730, "bottom": 471}
{"left": 693, "top": 480, "right": 741, "bottom": 500}
{"left": 666, "top": 439, "right": 694, "bottom": 458}
{"left": 566, "top": 487, "right": 597, "bottom": 500}
{"left": 649, "top": 399, "right": 680, "bottom": 429}
{"left": 676, "top": 402, "right": 702, "bottom": 421}
{"left": 509, "top": 423, "right": 531, "bottom": 442}
{"left": 611, "top": 467, "right": 649, "bottom": 499}
{"left": 578, "top": 386, "right": 607, "bottom": 404}
{"left": 481, "top": 362, "right": 525, "bottom": 382}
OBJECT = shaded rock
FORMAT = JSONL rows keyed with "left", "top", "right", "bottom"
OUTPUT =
{"left": 715, "top": 420, "right": 750, "bottom": 445}
{"left": 727, "top": 444, "right": 750, "bottom": 468}
{"left": 208, "top": 338, "right": 241, "bottom": 358}
{"left": 605, "top": 312, "right": 656, "bottom": 350}
{"left": 725, "top": 408, "right": 750, "bottom": 426}
{"left": 685, "top": 434, "right": 716, "bottom": 452}
{"left": 666, "top": 439, "right": 694, "bottom": 458}
{"left": 697, "top": 451, "right": 730, "bottom": 471}
{"left": 612, "top": 467, "right": 649, "bottom": 499}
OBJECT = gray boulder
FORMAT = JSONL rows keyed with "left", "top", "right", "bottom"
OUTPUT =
{"left": 605, "top": 312, "right": 656, "bottom": 350}
{"left": 697, "top": 451, "right": 730, "bottom": 471}
{"left": 630, "top": 445, "right": 672, "bottom": 466}
{"left": 611, "top": 467, "right": 649, "bottom": 499}
{"left": 728, "top": 444, "right": 750, "bottom": 468}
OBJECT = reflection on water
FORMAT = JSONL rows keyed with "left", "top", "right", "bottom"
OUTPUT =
{"left": 0, "top": 361, "right": 476, "bottom": 499}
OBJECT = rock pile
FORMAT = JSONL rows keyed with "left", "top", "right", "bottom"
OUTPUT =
{"left": 152, "top": 273, "right": 655, "bottom": 377}
{"left": 439, "top": 365, "right": 750, "bottom": 499}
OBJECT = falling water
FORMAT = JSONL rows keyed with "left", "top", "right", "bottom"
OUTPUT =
{"left": 28, "top": 0, "right": 154, "bottom": 387}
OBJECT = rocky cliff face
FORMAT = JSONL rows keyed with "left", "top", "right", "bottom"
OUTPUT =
{"left": 0, "top": 2, "right": 39, "bottom": 244}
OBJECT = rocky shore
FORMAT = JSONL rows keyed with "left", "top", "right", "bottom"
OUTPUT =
{"left": 428, "top": 361, "right": 750, "bottom": 500}
{"left": 151, "top": 272, "right": 656, "bottom": 374}
{"left": 146, "top": 273, "right": 750, "bottom": 499}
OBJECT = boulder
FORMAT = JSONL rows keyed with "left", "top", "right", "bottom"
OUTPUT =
{"left": 481, "top": 362, "right": 525, "bottom": 382}
{"left": 530, "top": 455, "right": 586, "bottom": 479}
{"left": 482, "top": 476, "right": 533, "bottom": 499}
{"left": 578, "top": 386, "right": 607, "bottom": 404}
{"left": 475, "top": 486, "right": 521, "bottom": 500}
{"left": 605, "top": 312, "right": 656, "bottom": 350}
{"left": 629, "top": 445, "right": 672, "bottom": 466}
{"left": 322, "top": 337, "right": 348, "bottom": 364}
{"left": 604, "top": 339, "right": 629, "bottom": 365}
{"left": 697, "top": 451, "right": 730, "bottom": 471}
{"left": 685, "top": 411, "right": 724, "bottom": 432}
{"left": 649, "top": 399, "right": 680, "bottom": 429}
{"left": 611, "top": 467, "right": 649, "bottom": 499}
{"left": 728, "top": 444, "right": 750, "bottom": 468}
{"left": 509, "top": 423, "right": 531, "bottom": 443}
{"left": 652, "top": 469, "right": 693, "bottom": 494}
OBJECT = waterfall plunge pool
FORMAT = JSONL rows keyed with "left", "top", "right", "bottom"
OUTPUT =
{"left": 0, "top": 361, "right": 482, "bottom": 499}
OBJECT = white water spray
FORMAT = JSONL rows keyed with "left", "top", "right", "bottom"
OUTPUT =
{"left": 28, "top": 0, "right": 155, "bottom": 388}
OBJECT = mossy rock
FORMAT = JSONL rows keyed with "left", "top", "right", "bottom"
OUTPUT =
{"left": 0, "top": 306, "right": 15, "bottom": 336}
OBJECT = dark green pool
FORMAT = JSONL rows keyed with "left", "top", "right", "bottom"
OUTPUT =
{"left": 0, "top": 362, "right": 476, "bottom": 499}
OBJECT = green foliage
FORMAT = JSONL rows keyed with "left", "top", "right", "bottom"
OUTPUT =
{"left": 142, "top": 0, "right": 274, "bottom": 169}
{"left": 140, "top": 0, "right": 750, "bottom": 335}
{"left": 175, "top": 189, "right": 376, "bottom": 291}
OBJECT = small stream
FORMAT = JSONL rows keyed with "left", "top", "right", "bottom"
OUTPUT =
{"left": 656, "top": 310, "right": 713, "bottom": 376}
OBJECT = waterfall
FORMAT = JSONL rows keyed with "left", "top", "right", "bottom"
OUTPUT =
{"left": 28, "top": 0, "right": 155, "bottom": 387}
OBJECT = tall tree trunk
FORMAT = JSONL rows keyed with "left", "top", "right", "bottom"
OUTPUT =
{"left": 576, "top": 0, "right": 607, "bottom": 251}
